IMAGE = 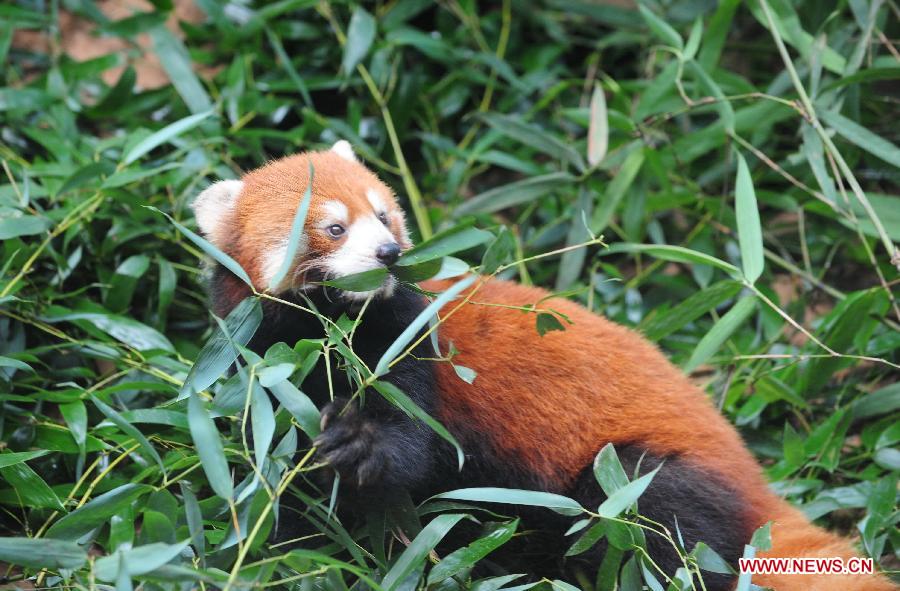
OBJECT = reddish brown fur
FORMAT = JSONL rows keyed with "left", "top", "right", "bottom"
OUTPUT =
{"left": 208, "top": 152, "right": 896, "bottom": 590}
{"left": 424, "top": 278, "right": 761, "bottom": 492}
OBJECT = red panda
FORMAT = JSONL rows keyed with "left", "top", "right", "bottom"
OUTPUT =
{"left": 191, "top": 141, "right": 895, "bottom": 591}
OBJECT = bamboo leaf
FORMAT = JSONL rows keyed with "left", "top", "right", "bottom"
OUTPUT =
{"left": 0, "top": 215, "right": 49, "bottom": 239}
{"left": 0, "top": 450, "right": 49, "bottom": 469}
{"left": 267, "top": 379, "right": 321, "bottom": 439}
{"left": 640, "top": 280, "right": 742, "bottom": 341}
{"left": 688, "top": 60, "right": 734, "bottom": 132}
{"left": 566, "top": 521, "right": 607, "bottom": 556}
{"left": 391, "top": 258, "right": 444, "bottom": 283}
{"left": 375, "top": 274, "right": 477, "bottom": 376}
{"left": 0, "top": 356, "right": 33, "bottom": 373}
{"left": 456, "top": 172, "right": 575, "bottom": 216}
{"left": 95, "top": 540, "right": 190, "bottom": 581}
{"left": 592, "top": 443, "right": 629, "bottom": 496}
{"left": 597, "top": 464, "right": 661, "bottom": 518}
{"left": 92, "top": 396, "right": 165, "bottom": 474}
{"left": 342, "top": 7, "right": 376, "bottom": 74}
{"left": 480, "top": 227, "right": 516, "bottom": 274}
{"left": 381, "top": 514, "right": 466, "bottom": 590}
{"left": 684, "top": 296, "right": 757, "bottom": 373}
{"left": 735, "top": 152, "right": 764, "bottom": 283}
{"left": 179, "top": 482, "right": 205, "bottom": 567}
{"left": 591, "top": 147, "right": 644, "bottom": 235}
{"left": 148, "top": 24, "right": 212, "bottom": 113}
{"left": 432, "top": 488, "right": 584, "bottom": 516}
{"left": 250, "top": 378, "right": 275, "bottom": 470}
{"left": 187, "top": 393, "right": 233, "bottom": 500}
{"left": 698, "top": 0, "right": 740, "bottom": 69}
{"left": 123, "top": 111, "right": 214, "bottom": 165}
{"left": 268, "top": 160, "right": 314, "bottom": 291}
{"left": 47, "top": 484, "right": 152, "bottom": 539}
{"left": 852, "top": 382, "right": 900, "bottom": 420}
{"left": 427, "top": 520, "right": 518, "bottom": 584}
{"left": 683, "top": 17, "right": 702, "bottom": 61}
{"left": 587, "top": 82, "right": 608, "bottom": 166}
{"left": 820, "top": 108, "right": 900, "bottom": 169}
{"left": 603, "top": 243, "right": 740, "bottom": 277}
{"left": 43, "top": 308, "right": 174, "bottom": 353}
{"left": 146, "top": 206, "right": 254, "bottom": 288}
{"left": 373, "top": 380, "right": 464, "bottom": 470}
{"left": 638, "top": 3, "right": 683, "bottom": 50}
{"left": 0, "top": 538, "right": 88, "bottom": 569}
{"left": 481, "top": 113, "right": 586, "bottom": 171}
{"left": 321, "top": 268, "right": 389, "bottom": 291}
{"left": 801, "top": 122, "right": 838, "bottom": 206}
{"left": 556, "top": 187, "right": 594, "bottom": 290}
{"left": 0, "top": 462, "right": 65, "bottom": 511}
{"left": 59, "top": 400, "right": 87, "bottom": 461}
{"left": 181, "top": 297, "right": 262, "bottom": 397}
{"left": 396, "top": 223, "right": 493, "bottom": 266}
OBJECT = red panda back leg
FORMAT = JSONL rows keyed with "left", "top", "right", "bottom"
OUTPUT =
{"left": 565, "top": 446, "right": 753, "bottom": 591}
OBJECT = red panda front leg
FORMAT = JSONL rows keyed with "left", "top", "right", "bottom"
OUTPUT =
{"left": 314, "top": 394, "right": 437, "bottom": 494}
{"left": 306, "top": 287, "right": 444, "bottom": 496}
{"left": 248, "top": 286, "right": 444, "bottom": 497}
{"left": 311, "top": 338, "right": 441, "bottom": 496}
{"left": 315, "top": 399, "right": 385, "bottom": 487}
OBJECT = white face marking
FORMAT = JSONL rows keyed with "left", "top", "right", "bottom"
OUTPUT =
{"left": 322, "top": 200, "right": 349, "bottom": 224}
{"left": 366, "top": 188, "right": 387, "bottom": 214}
{"left": 330, "top": 140, "right": 357, "bottom": 162}
{"left": 192, "top": 180, "right": 243, "bottom": 246}
{"left": 261, "top": 239, "right": 289, "bottom": 290}
{"left": 261, "top": 235, "right": 308, "bottom": 290}
{"left": 326, "top": 214, "right": 398, "bottom": 301}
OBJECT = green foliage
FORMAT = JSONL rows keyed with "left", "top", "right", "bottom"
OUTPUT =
{"left": 1, "top": 0, "right": 898, "bottom": 589}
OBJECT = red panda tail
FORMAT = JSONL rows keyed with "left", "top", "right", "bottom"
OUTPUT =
{"left": 750, "top": 499, "right": 897, "bottom": 590}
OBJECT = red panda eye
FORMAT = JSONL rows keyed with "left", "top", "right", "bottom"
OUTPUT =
{"left": 326, "top": 224, "right": 345, "bottom": 238}
{"left": 377, "top": 212, "right": 389, "bottom": 226}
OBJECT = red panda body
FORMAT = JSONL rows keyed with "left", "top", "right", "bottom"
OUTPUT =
{"left": 426, "top": 278, "right": 896, "bottom": 590}
{"left": 426, "top": 277, "right": 764, "bottom": 493}
{"left": 192, "top": 145, "right": 896, "bottom": 591}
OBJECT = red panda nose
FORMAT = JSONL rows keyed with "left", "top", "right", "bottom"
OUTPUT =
{"left": 375, "top": 242, "right": 401, "bottom": 266}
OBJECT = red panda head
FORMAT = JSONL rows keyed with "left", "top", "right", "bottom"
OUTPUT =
{"left": 192, "top": 141, "right": 412, "bottom": 301}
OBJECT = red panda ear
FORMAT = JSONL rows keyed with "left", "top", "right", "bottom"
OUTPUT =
{"left": 330, "top": 140, "right": 357, "bottom": 162}
{"left": 192, "top": 180, "right": 243, "bottom": 246}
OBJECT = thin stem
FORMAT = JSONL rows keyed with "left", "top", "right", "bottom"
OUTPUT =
{"left": 747, "top": 282, "right": 834, "bottom": 354}
{"left": 453, "top": 0, "right": 512, "bottom": 155}
{"left": 730, "top": 132, "right": 833, "bottom": 210}
{"left": 736, "top": 353, "right": 900, "bottom": 369}
{"left": 763, "top": 247, "right": 845, "bottom": 300}
{"left": 1, "top": 192, "right": 104, "bottom": 298}
{"left": 222, "top": 447, "right": 316, "bottom": 591}
{"left": 758, "top": 0, "right": 898, "bottom": 268}
{"left": 317, "top": 3, "right": 432, "bottom": 239}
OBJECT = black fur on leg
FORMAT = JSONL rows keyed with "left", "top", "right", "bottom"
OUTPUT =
{"left": 313, "top": 395, "right": 438, "bottom": 499}
{"left": 565, "top": 445, "right": 749, "bottom": 591}
{"left": 315, "top": 398, "right": 387, "bottom": 489}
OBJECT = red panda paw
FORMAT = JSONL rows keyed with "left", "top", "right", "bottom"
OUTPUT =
{"left": 314, "top": 399, "right": 388, "bottom": 489}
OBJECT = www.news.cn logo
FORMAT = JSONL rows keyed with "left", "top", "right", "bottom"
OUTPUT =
{"left": 739, "top": 556, "right": 875, "bottom": 575}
